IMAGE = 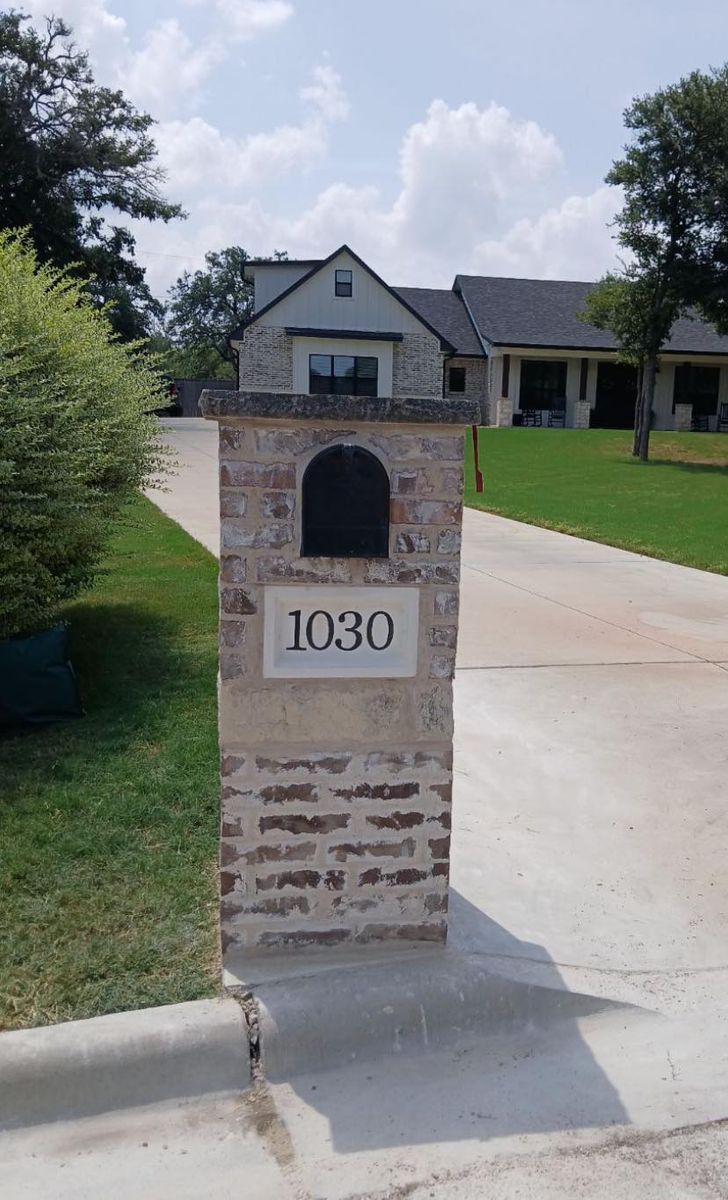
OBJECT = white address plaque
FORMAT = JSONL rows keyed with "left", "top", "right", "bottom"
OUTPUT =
{"left": 263, "top": 586, "right": 419, "bottom": 679}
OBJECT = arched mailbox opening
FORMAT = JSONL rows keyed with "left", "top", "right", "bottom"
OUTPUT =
{"left": 301, "top": 444, "right": 389, "bottom": 558}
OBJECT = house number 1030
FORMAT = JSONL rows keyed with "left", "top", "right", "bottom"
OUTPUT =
{"left": 286, "top": 609, "right": 395, "bottom": 652}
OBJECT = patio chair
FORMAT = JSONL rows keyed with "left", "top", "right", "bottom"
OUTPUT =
{"left": 548, "top": 400, "right": 566, "bottom": 428}
{"left": 691, "top": 414, "right": 710, "bottom": 432}
{"left": 718, "top": 403, "right": 728, "bottom": 433}
{"left": 521, "top": 409, "right": 542, "bottom": 427}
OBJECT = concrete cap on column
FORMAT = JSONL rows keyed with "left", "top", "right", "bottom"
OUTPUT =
{"left": 199, "top": 390, "right": 480, "bottom": 426}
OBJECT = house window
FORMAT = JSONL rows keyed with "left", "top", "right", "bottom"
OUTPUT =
{"left": 309, "top": 354, "right": 378, "bottom": 397}
{"left": 335, "top": 269, "right": 353, "bottom": 297}
{"left": 673, "top": 364, "right": 719, "bottom": 417}
{"left": 448, "top": 366, "right": 466, "bottom": 393}
{"left": 519, "top": 359, "right": 568, "bottom": 410}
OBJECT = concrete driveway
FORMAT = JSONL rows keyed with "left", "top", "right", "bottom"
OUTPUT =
{"left": 152, "top": 417, "right": 728, "bottom": 1014}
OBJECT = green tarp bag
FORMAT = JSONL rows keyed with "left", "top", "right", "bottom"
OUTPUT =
{"left": 0, "top": 624, "right": 83, "bottom": 727}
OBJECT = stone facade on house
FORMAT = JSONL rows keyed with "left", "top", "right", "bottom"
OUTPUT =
{"left": 237, "top": 326, "right": 293, "bottom": 393}
{"left": 391, "top": 333, "right": 444, "bottom": 400}
{"left": 445, "top": 355, "right": 489, "bottom": 425}
{"left": 495, "top": 397, "right": 513, "bottom": 427}
{"left": 572, "top": 400, "right": 591, "bottom": 429}
{"left": 202, "top": 392, "right": 474, "bottom": 956}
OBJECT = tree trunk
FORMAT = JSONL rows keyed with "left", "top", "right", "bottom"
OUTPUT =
{"left": 637, "top": 355, "right": 658, "bottom": 462}
{"left": 632, "top": 360, "right": 644, "bottom": 457}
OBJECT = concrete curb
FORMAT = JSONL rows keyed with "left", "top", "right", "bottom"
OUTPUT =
{"left": 0, "top": 998, "right": 249, "bottom": 1131}
{"left": 1, "top": 955, "right": 643, "bottom": 1130}
{"left": 248, "top": 950, "right": 634, "bottom": 1081}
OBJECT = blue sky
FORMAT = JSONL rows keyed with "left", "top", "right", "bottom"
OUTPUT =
{"left": 25, "top": 0, "right": 728, "bottom": 296}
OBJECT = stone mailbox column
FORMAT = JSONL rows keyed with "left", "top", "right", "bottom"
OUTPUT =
{"left": 201, "top": 391, "right": 478, "bottom": 962}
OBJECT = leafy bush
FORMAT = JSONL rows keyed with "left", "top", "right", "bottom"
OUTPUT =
{"left": 0, "top": 231, "right": 168, "bottom": 640}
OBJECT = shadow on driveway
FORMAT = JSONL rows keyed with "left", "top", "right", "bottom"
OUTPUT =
{"left": 271, "top": 890, "right": 629, "bottom": 1154}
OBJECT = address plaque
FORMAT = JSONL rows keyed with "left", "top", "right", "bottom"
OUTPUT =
{"left": 262, "top": 586, "right": 419, "bottom": 679}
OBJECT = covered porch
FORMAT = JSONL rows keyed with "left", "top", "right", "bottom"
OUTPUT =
{"left": 487, "top": 348, "right": 728, "bottom": 431}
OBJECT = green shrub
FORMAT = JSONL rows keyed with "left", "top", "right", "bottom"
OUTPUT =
{"left": 0, "top": 231, "right": 168, "bottom": 639}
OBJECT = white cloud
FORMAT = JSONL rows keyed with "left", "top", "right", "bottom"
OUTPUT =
{"left": 393, "top": 101, "right": 562, "bottom": 257}
{"left": 120, "top": 20, "right": 224, "bottom": 118}
{"left": 214, "top": 0, "right": 293, "bottom": 42}
{"left": 472, "top": 187, "right": 619, "bottom": 279}
{"left": 155, "top": 116, "right": 328, "bottom": 190}
{"left": 300, "top": 64, "right": 350, "bottom": 122}
{"left": 23, "top": 0, "right": 128, "bottom": 73}
{"left": 20, "top": 4, "right": 617, "bottom": 296}
{"left": 24, "top": 0, "right": 126, "bottom": 41}
{"left": 151, "top": 59, "right": 348, "bottom": 195}
{"left": 24, "top": 0, "right": 293, "bottom": 115}
{"left": 133, "top": 97, "right": 620, "bottom": 296}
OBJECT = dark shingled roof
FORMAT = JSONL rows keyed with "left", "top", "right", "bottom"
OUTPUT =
{"left": 455, "top": 276, "right": 728, "bottom": 355}
{"left": 394, "top": 287, "right": 483, "bottom": 357}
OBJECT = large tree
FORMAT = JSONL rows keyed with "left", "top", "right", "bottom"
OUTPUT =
{"left": 585, "top": 66, "right": 728, "bottom": 460}
{"left": 165, "top": 246, "right": 287, "bottom": 375}
{"left": 0, "top": 11, "right": 182, "bottom": 338}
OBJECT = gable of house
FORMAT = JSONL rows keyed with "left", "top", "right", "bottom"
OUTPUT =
{"left": 235, "top": 246, "right": 454, "bottom": 401}
{"left": 238, "top": 246, "right": 454, "bottom": 345}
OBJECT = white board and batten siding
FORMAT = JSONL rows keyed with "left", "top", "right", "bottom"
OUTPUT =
{"left": 253, "top": 264, "right": 314, "bottom": 312}
{"left": 255, "top": 251, "right": 430, "bottom": 336}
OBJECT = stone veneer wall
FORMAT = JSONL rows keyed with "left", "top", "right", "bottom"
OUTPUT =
{"left": 572, "top": 400, "right": 591, "bottom": 429}
{"left": 238, "top": 326, "right": 294, "bottom": 392}
{"left": 215, "top": 419, "right": 465, "bottom": 954}
{"left": 445, "top": 356, "right": 489, "bottom": 425}
{"left": 392, "top": 333, "right": 444, "bottom": 399}
{"left": 495, "top": 397, "right": 513, "bottom": 426}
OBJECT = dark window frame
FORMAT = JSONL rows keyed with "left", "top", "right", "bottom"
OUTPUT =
{"left": 448, "top": 366, "right": 466, "bottom": 393}
{"left": 673, "top": 363, "right": 720, "bottom": 417}
{"left": 519, "top": 359, "right": 568, "bottom": 411}
{"left": 334, "top": 268, "right": 353, "bottom": 298}
{"left": 309, "top": 353, "right": 378, "bottom": 397}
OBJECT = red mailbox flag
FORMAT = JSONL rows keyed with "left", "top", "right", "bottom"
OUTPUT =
{"left": 471, "top": 425, "right": 484, "bottom": 493}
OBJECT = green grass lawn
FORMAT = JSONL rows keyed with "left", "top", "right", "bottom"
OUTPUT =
{"left": 465, "top": 429, "right": 728, "bottom": 574}
{"left": 0, "top": 496, "right": 220, "bottom": 1030}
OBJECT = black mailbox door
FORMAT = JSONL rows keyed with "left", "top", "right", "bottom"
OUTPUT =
{"left": 301, "top": 445, "right": 389, "bottom": 558}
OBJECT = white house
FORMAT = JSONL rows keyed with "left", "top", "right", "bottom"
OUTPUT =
{"left": 232, "top": 246, "right": 728, "bottom": 432}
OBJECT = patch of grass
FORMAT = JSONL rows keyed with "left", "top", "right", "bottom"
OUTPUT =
{"left": 465, "top": 429, "right": 728, "bottom": 574}
{"left": 0, "top": 496, "right": 220, "bottom": 1030}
